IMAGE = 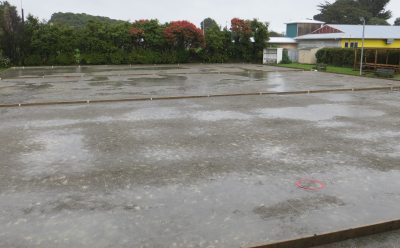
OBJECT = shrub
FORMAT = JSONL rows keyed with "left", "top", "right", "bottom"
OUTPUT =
{"left": 110, "top": 51, "right": 125, "bottom": 65}
{"left": 280, "top": 50, "right": 292, "bottom": 64}
{"left": 0, "top": 55, "right": 11, "bottom": 68}
{"left": 55, "top": 53, "right": 75, "bottom": 65}
{"left": 316, "top": 48, "right": 355, "bottom": 67}
{"left": 24, "top": 54, "right": 42, "bottom": 66}
{"left": 81, "top": 53, "right": 109, "bottom": 65}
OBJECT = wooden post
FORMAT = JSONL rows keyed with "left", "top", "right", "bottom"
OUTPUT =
{"left": 397, "top": 51, "right": 400, "bottom": 71}
{"left": 354, "top": 49, "right": 358, "bottom": 70}
{"left": 386, "top": 50, "right": 389, "bottom": 65}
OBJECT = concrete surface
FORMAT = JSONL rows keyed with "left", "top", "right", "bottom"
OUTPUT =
{"left": 0, "top": 88, "right": 399, "bottom": 247}
{"left": 0, "top": 64, "right": 399, "bottom": 104}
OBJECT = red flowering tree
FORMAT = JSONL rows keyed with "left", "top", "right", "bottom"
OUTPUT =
{"left": 164, "top": 21, "right": 205, "bottom": 50}
{"left": 230, "top": 18, "right": 252, "bottom": 43}
{"left": 230, "top": 18, "right": 253, "bottom": 61}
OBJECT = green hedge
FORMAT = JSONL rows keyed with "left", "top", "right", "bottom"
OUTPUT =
{"left": 315, "top": 48, "right": 355, "bottom": 67}
{"left": 19, "top": 48, "right": 253, "bottom": 66}
{"left": 0, "top": 55, "right": 10, "bottom": 68}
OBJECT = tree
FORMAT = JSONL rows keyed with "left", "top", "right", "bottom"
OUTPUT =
{"left": 357, "top": 0, "right": 391, "bottom": 20}
{"left": 129, "top": 19, "right": 166, "bottom": 49}
{"left": 49, "top": 12, "right": 126, "bottom": 28}
{"left": 164, "top": 21, "right": 204, "bottom": 50}
{"left": 200, "top": 18, "right": 218, "bottom": 31}
{"left": 269, "top": 31, "right": 284, "bottom": 37}
{"left": 314, "top": 0, "right": 392, "bottom": 25}
{"left": 394, "top": 18, "right": 400, "bottom": 26}
{"left": 250, "top": 19, "right": 269, "bottom": 61}
{"left": 0, "top": 1, "right": 22, "bottom": 63}
{"left": 230, "top": 18, "right": 253, "bottom": 61}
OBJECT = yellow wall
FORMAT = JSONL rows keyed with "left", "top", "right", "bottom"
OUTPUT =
{"left": 341, "top": 39, "right": 400, "bottom": 48}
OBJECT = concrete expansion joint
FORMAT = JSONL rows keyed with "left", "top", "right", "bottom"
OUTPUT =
{"left": 0, "top": 87, "right": 398, "bottom": 109}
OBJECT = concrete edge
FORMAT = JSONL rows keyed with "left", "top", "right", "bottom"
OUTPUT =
{"left": 0, "top": 70, "right": 300, "bottom": 80}
{"left": 243, "top": 219, "right": 400, "bottom": 248}
{"left": 0, "top": 86, "right": 399, "bottom": 108}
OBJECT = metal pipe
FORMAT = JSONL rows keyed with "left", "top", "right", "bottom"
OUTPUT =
{"left": 360, "top": 18, "right": 366, "bottom": 76}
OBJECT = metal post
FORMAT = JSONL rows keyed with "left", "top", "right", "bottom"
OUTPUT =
{"left": 360, "top": 18, "right": 366, "bottom": 76}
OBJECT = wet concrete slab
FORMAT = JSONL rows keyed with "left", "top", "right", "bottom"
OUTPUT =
{"left": 0, "top": 90, "right": 399, "bottom": 247}
{"left": 0, "top": 64, "right": 398, "bottom": 104}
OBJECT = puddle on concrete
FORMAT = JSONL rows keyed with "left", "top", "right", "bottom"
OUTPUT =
{"left": 344, "top": 131, "right": 400, "bottom": 141}
{"left": 361, "top": 143, "right": 400, "bottom": 159}
{"left": 22, "top": 194, "right": 144, "bottom": 214}
{"left": 127, "top": 75, "right": 187, "bottom": 84}
{"left": 253, "top": 195, "right": 345, "bottom": 219}
{"left": 23, "top": 83, "right": 53, "bottom": 90}
{"left": 87, "top": 75, "right": 187, "bottom": 87}
{"left": 317, "top": 94, "right": 354, "bottom": 102}
{"left": 24, "top": 119, "right": 81, "bottom": 128}
{"left": 315, "top": 121, "right": 356, "bottom": 128}
{"left": 88, "top": 76, "right": 109, "bottom": 81}
{"left": 20, "top": 130, "right": 92, "bottom": 176}
{"left": 252, "top": 144, "right": 287, "bottom": 160}
{"left": 122, "top": 107, "right": 181, "bottom": 121}
{"left": 191, "top": 110, "right": 252, "bottom": 122}
{"left": 254, "top": 104, "right": 385, "bottom": 121}
{"left": 316, "top": 84, "right": 345, "bottom": 88}
{"left": 226, "top": 70, "right": 269, "bottom": 80}
{"left": 141, "top": 146, "right": 194, "bottom": 162}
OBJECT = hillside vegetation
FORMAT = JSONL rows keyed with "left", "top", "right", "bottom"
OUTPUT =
{"left": 49, "top": 12, "right": 127, "bottom": 28}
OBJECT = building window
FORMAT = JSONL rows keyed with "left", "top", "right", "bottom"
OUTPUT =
{"left": 349, "top": 42, "right": 359, "bottom": 48}
{"left": 345, "top": 42, "right": 349, "bottom": 48}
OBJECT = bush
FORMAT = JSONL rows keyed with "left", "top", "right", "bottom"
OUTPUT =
{"left": 81, "top": 53, "right": 109, "bottom": 65}
{"left": 0, "top": 55, "right": 11, "bottom": 68}
{"left": 110, "top": 51, "right": 125, "bottom": 64}
{"left": 280, "top": 50, "right": 292, "bottom": 64}
{"left": 24, "top": 54, "right": 42, "bottom": 66}
{"left": 55, "top": 53, "right": 75, "bottom": 65}
{"left": 316, "top": 48, "right": 355, "bottom": 67}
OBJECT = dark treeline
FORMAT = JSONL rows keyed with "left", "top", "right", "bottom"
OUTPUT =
{"left": 0, "top": 2, "right": 269, "bottom": 67}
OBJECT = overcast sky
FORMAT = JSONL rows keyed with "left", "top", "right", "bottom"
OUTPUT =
{"left": 8, "top": 0, "right": 400, "bottom": 32}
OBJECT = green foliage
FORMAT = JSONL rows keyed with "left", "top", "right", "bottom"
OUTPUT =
{"left": 316, "top": 48, "right": 355, "bottom": 67}
{"left": 314, "top": 0, "right": 391, "bottom": 25}
{"left": 0, "top": 1, "right": 22, "bottom": 63}
{"left": 130, "top": 19, "right": 166, "bottom": 49}
{"left": 49, "top": 12, "right": 126, "bottom": 28}
{"left": 200, "top": 18, "right": 219, "bottom": 31}
{"left": 110, "top": 51, "right": 124, "bottom": 64}
{"left": 269, "top": 31, "right": 284, "bottom": 37}
{"left": 280, "top": 50, "right": 292, "bottom": 64}
{"left": 81, "top": 53, "right": 109, "bottom": 65}
{"left": 24, "top": 54, "right": 42, "bottom": 66}
{"left": 0, "top": 2, "right": 273, "bottom": 66}
{"left": 251, "top": 19, "right": 269, "bottom": 61}
{"left": 74, "top": 49, "right": 81, "bottom": 64}
{"left": 394, "top": 18, "right": 400, "bottom": 26}
{"left": 0, "top": 52, "right": 10, "bottom": 67}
